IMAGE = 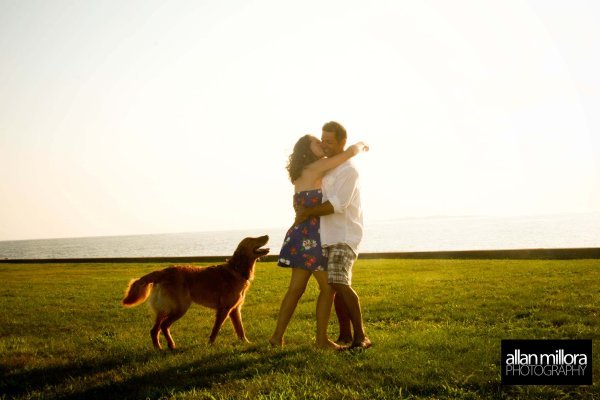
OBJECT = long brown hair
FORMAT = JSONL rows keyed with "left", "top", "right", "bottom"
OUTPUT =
{"left": 286, "top": 135, "right": 320, "bottom": 182}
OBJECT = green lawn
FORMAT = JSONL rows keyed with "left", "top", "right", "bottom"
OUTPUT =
{"left": 0, "top": 259, "right": 598, "bottom": 399}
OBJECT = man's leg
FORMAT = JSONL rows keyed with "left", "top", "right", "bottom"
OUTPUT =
{"left": 330, "top": 283, "right": 369, "bottom": 346}
{"left": 312, "top": 271, "right": 342, "bottom": 350}
{"left": 333, "top": 294, "right": 353, "bottom": 344}
{"left": 327, "top": 244, "right": 371, "bottom": 349}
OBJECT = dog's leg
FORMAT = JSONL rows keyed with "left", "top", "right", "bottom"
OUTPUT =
{"left": 151, "top": 315, "right": 166, "bottom": 349}
{"left": 157, "top": 296, "right": 190, "bottom": 350}
{"left": 209, "top": 308, "right": 230, "bottom": 344}
{"left": 160, "top": 313, "right": 185, "bottom": 350}
{"left": 229, "top": 307, "right": 249, "bottom": 342}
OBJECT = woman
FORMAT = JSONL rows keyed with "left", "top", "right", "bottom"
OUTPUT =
{"left": 270, "top": 134, "right": 368, "bottom": 349}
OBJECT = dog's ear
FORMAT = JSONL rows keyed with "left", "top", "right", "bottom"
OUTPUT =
{"left": 229, "top": 245, "right": 245, "bottom": 265}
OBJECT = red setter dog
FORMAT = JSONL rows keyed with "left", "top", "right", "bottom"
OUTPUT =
{"left": 122, "top": 235, "right": 269, "bottom": 349}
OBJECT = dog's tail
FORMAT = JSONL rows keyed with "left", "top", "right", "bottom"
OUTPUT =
{"left": 121, "top": 270, "right": 167, "bottom": 307}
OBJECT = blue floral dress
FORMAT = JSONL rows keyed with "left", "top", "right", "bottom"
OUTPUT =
{"left": 278, "top": 189, "right": 327, "bottom": 271}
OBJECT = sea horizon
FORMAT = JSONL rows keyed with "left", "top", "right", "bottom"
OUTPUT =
{"left": 1, "top": 212, "right": 599, "bottom": 260}
{"left": 2, "top": 211, "right": 597, "bottom": 243}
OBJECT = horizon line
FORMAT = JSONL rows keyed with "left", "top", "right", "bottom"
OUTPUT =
{"left": 1, "top": 210, "right": 599, "bottom": 243}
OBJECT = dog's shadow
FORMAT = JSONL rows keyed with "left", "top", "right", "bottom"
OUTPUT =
{"left": 2, "top": 345, "right": 306, "bottom": 399}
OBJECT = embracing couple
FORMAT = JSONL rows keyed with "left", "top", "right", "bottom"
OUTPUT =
{"left": 270, "top": 121, "right": 372, "bottom": 351}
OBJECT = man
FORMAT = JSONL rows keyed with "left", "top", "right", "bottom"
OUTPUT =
{"left": 295, "top": 121, "right": 372, "bottom": 349}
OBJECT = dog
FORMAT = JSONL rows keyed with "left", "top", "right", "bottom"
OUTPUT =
{"left": 122, "top": 235, "right": 269, "bottom": 349}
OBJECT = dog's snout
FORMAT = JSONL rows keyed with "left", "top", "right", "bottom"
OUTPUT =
{"left": 256, "top": 235, "right": 269, "bottom": 243}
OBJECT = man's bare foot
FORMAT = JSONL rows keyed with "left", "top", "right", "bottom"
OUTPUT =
{"left": 350, "top": 337, "right": 372, "bottom": 350}
{"left": 335, "top": 336, "right": 353, "bottom": 346}
{"left": 269, "top": 337, "right": 283, "bottom": 347}
{"left": 316, "top": 339, "right": 345, "bottom": 351}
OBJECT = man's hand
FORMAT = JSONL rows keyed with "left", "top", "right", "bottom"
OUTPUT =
{"left": 294, "top": 205, "right": 309, "bottom": 226}
{"left": 293, "top": 201, "right": 334, "bottom": 226}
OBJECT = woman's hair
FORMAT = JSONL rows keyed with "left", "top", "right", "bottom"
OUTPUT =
{"left": 286, "top": 134, "right": 320, "bottom": 182}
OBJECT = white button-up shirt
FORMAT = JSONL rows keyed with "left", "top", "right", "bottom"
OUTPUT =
{"left": 320, "top": 160, "right": 363, "bottom": 255}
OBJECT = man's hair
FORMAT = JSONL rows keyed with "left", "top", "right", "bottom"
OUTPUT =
{"left": 322, "top": 121, "right": 347, "bottom": 142}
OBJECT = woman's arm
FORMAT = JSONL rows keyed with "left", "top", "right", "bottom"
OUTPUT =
{"left": 309, "top": 142, "right": 369, "bottom": 175}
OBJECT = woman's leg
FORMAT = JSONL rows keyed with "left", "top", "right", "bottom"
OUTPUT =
{"left": 313, "top": 271, "right": 342, "bottom": 349}
{"left": 270, "top": 268, "right": 312, "bottom": 346}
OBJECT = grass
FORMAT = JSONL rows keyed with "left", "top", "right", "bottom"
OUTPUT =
{"left": 0, "top": 259, "right": 598, "bottom": 399}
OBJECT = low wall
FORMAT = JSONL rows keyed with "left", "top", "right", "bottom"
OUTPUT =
{"left": 1, "top": 247, "right": 599, "bottom": 264}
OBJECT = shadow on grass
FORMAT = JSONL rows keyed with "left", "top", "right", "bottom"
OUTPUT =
{"left": 1, "top": 346, "right": 305, "bottom": 400}
{"left": 2, "top": 346, "right": 594, "bottom": 400}
{"left": 0, "top": 351, "right": 155, "bottom": 398}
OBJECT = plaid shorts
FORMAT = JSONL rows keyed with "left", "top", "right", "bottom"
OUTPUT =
{"left": 322, "top": 244, "right": 357, "bottom": 285}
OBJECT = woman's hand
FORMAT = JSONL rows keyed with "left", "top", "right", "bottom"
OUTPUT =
{"left": 351, "top": 142, "right": 370, "bottom": 154}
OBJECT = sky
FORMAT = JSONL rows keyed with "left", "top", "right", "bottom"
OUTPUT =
{"left": 1, "top": 0, "right": 599, "bottom": 241}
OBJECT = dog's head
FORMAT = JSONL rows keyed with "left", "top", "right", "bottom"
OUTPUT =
{"left": 236, "top": 235, "right": 270, "bottom": 259}
{"left": 228, "top": 235, "right": 269, "bottom": 281}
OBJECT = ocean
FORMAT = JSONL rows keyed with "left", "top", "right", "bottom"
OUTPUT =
{"left": 1, "top": 213, "right": 599, "bottom": 260}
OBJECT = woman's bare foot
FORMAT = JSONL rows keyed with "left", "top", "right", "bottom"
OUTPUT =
{"left": 316, "top": 338, "right": 345, "bottom": 351}
{"left": 269, "top": 336, "right": 283, "bottom": 347}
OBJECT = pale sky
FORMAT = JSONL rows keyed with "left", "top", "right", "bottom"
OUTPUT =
{"left": 1, "top": 0, "right": 599, "bottom": 241}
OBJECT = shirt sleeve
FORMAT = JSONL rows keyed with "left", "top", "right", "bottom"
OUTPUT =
{"left": 326, "top": 167, "right": 359, "bottom": 214}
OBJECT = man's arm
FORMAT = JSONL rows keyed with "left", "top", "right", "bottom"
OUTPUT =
{"left": 294, "top": 201, "right": 334, "bottom": 226}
